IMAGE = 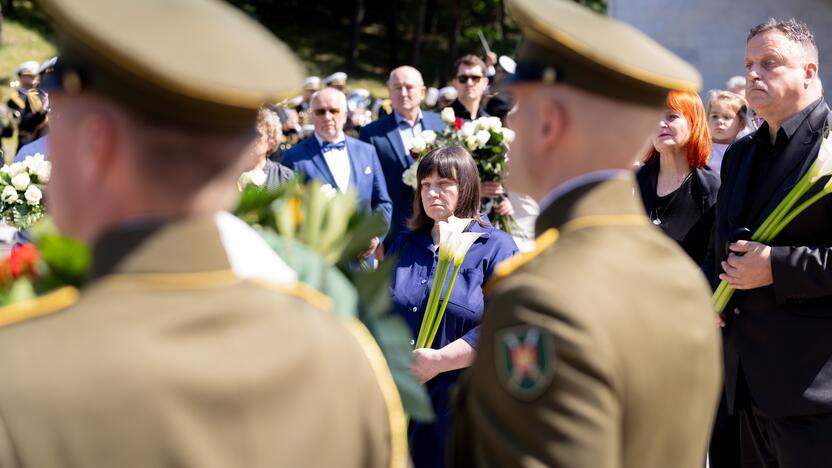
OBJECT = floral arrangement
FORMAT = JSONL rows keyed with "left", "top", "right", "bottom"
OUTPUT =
{"left": 0, "top": 154, "right": 50, "bottom": 229}
{"left": 402, "top": 108, "right": 518, "bottom": 233}
{"left": 415, "top": 216, "right": 482, "bottom": 349}
{"left": 713, "top": 130, "right": 832, "bottom": 314}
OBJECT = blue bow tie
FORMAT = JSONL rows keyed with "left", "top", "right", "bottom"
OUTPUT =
{"left": 321, "top": 140, "right": 346, "bottom": 152}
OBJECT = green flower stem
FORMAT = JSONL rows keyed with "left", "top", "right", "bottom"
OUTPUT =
{"left": 417, "top": 258, "right": 451, "bottom": 348}
{"left": 754, "top": 173, "right": 811, "bottom": 241}
{"left": 767, "top": 189, "right": 831, "bottom": 242}
{"left": 426, "top": 262, "right": 463, "bottom": 349}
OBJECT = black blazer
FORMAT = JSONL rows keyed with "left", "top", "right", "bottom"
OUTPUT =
{"left": 636, "top": 162, "right": 720, "bottom": 264}
{"left": 703, "top": 98, "right": 832, "bottom": 417}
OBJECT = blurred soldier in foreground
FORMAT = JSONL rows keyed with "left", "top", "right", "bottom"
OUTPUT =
{"left": 452, "top": 0, "right": 721, "bottom": 467}
{"left": 0, "top": 0, "right": 405, "bottom": 467}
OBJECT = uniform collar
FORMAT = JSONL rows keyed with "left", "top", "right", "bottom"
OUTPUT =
{"left": 535, "top": 175, "right": 645, "bottom": 236}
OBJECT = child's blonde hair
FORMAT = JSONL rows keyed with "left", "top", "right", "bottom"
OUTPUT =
{"left": 707, "top": 90, "right": 748, "bottom": 123}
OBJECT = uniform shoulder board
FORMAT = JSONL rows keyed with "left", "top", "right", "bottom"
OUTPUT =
{"left": 0, "top": 286, "right": 79, "bottom": 328}
{"left": 7, "top": 92, "right": 25, "bottom": 111}
{"left": 486, "top": 228, "right": 559, "bottom": 293}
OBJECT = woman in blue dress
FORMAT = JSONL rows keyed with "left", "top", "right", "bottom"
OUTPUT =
{"left": 387, "top": 145, "right": 518, "bottom": 468}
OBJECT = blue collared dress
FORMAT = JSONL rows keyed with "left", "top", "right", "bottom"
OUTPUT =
{"left": 388, "top": 221, "right": 518, "bottom": 468}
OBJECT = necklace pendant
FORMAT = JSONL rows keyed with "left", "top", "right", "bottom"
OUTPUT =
{"left": 652, "top": 218, "right": 662, "bottom": 226}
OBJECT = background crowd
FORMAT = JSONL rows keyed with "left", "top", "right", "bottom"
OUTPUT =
{"left": 0, "top": 1, "right": 829, "bottom": 467}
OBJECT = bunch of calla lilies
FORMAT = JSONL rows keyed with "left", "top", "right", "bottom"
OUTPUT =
{"left": 713, "top": 130, "right": 832, "bottom": 314}
{"left": 415, "top": 216, "right": 483, "bottom": 349}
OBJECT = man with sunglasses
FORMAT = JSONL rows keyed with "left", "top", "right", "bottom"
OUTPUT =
{"left": 284, "top": 87, "right": 393, "bottom": 260}
{"left": 450, "top": 55, "right": 491, "bottom": 121}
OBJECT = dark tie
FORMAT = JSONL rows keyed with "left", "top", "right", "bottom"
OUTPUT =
{"left": 321, "top": 140, "right": 346, "bottom": 153}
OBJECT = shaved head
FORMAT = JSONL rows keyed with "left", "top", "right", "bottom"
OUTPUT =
{"left": 387, "top": 66, "right": 426, "bottom": 119}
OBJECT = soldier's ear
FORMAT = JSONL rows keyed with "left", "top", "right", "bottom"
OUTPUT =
{"left": 79, "top": 112, "right": 118, "bottom": 181}
{"left": 538, "top": 99, "right": 566, "bottom": 153}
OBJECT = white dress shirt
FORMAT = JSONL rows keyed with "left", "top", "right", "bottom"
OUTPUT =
{"left": 315, "top": 133, "right": 351, "bottom": 193}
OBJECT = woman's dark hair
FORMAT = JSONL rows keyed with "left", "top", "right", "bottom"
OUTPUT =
{"left": 408, "top": 145, "right": 484, "bottom": 232}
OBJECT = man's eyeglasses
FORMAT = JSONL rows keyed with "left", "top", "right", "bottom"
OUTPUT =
{"left": 456, "top": 75, "right": 483, "bottom": 84}
{"left": 313, "top": 107, "right": 342, "bottom": 116}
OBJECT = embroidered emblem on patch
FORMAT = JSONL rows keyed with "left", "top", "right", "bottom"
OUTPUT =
{"left": 496, "top": 325, "right": 555, "bottom": 399}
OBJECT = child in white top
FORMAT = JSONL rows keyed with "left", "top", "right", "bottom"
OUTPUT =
{"left": 707, "top": 90, "right": 748, "bottom": 174}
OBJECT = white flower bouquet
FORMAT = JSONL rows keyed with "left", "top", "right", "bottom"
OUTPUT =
{"left": 0, "top": 154, "right": 50, "bottom": 229}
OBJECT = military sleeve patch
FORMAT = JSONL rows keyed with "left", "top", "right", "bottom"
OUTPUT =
{"left": 495, "top": 325, "right": 555, "bottom": 400}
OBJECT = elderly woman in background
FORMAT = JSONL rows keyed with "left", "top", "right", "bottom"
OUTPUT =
{"left": 636, "top": 89, "right": 719, "bottom": 265}
{"left": 249, "top": 108, "right": 294, "bottom": 190}
{"left": 387, "top": 145, "right": 517, "bottom": 468}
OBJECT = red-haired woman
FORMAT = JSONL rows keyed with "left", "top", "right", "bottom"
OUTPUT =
{"left": 637, "top": 90, "right": 720, "bottom": 264}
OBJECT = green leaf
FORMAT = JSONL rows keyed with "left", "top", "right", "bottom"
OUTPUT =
{"left": 7, "top": 277, "right": 36, "bottom": 304}
{"left": 368, "top": 317, "right": 434, "bottom": 422}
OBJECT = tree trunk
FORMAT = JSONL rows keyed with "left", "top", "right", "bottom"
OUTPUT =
{"left": 387, "top": 0, "right": 400, "bottom": 66}
{"left": 348, "top": 0, "right": 366, "bottom": 69}
{"left": 3, "top": 0, "right": 12, "bottom": 20}
{"left": 444, "top": 0, "right": 464, "bottom": 85}
{"left": 498, "top": 0, "right": 507, "bottom": 38}
{"left": 411, "top": 0, "right": 428, "bottom": 66}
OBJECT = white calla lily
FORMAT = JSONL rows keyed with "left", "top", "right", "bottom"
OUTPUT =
{"left": 810, "top": 133, "right": 832, "bottom": 182}
{"left": 449, "top": 231, "right": 483, "bottom": 265}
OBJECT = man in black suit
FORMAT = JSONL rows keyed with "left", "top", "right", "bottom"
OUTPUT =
{"left": 704, "top": 18, "right": 832, "bottom": 467}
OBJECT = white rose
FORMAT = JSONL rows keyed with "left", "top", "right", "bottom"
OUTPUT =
{"left": 461, "top": 121, "right": 475, "bottom": 138}
{"left": 24, "top": 185, "right": 42, "bottom": 206}
{"left": 11, "top": 173, "right": 30, "bottom": 191}
{"left": 34, "top": 161, "right": 51, "bottom": 182}
{"left": 486, "top": 116, "right": 502, "bottom": 131}
{"left": 472, "top": 117, "right": 488, "bottom": 132}
{"left": 401, "top": 161, "right": 419, "bottom": 188}
{"left": 441, "top": 107, "right": 456, "bottom": 124}
{"left": 476, "top": 130, "right": 491, "bottom": 147}
{"left": 320, "top": 183, "right": 337, "bottom": 198}
{"left": 0, "top": 166, "right": 10, "bottom": 176}
{"left": 1, "top": 186, "right": 18, "bottom": 204}
{"left": 464, "top": 135, "right": 479, "bottom": 151}
{"left": 421, "top": 130, "right": 437, "bottom": 145}
{"left": 411, "top": 136, "right": 427, "bottom": 153}
{"left": 7, "top": 163, "right": 25, "bottom": 178}
{"left": 502, "top": 128, "right": 516, "bottom": 144}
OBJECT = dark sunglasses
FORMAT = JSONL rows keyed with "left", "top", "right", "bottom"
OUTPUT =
{"left": 456, "top": 75, "right": 483, "bottom": 84}
{"left": 313, "top": 107, "right": 342, "bottom": 116}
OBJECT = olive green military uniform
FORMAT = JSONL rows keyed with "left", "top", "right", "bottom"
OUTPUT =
{"left": 0, "top": 216, "right": 406, "bottom": 467}
{"left": 0, "top": 0, "right": 407, "bottom": 466}
{"left": 452, "top": 178, "right": 721, "bottom": 467}
{"left": 451, "top": 0, "right": 722, "bottom": 466}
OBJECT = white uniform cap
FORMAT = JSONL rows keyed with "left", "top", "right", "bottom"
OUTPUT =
{"left": 438, "top": 86, "right": 458, "bottom": 100}
{"left": 424, "top": 87, "right": 439, "bottom": 107}
{"left": 15, "top": 60, "right": 40, "bottom": 76}
{"left": 303, "top": 76, "right": 320, "bottom": 89}
{"left": 498, "top": 55, "right": 517, "bottom": 74}
{"left": 38, "top": 56, "right": 58, "bottom": 75}
{"left": 323, "top": 71, "right": 348, "bottom": 86}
